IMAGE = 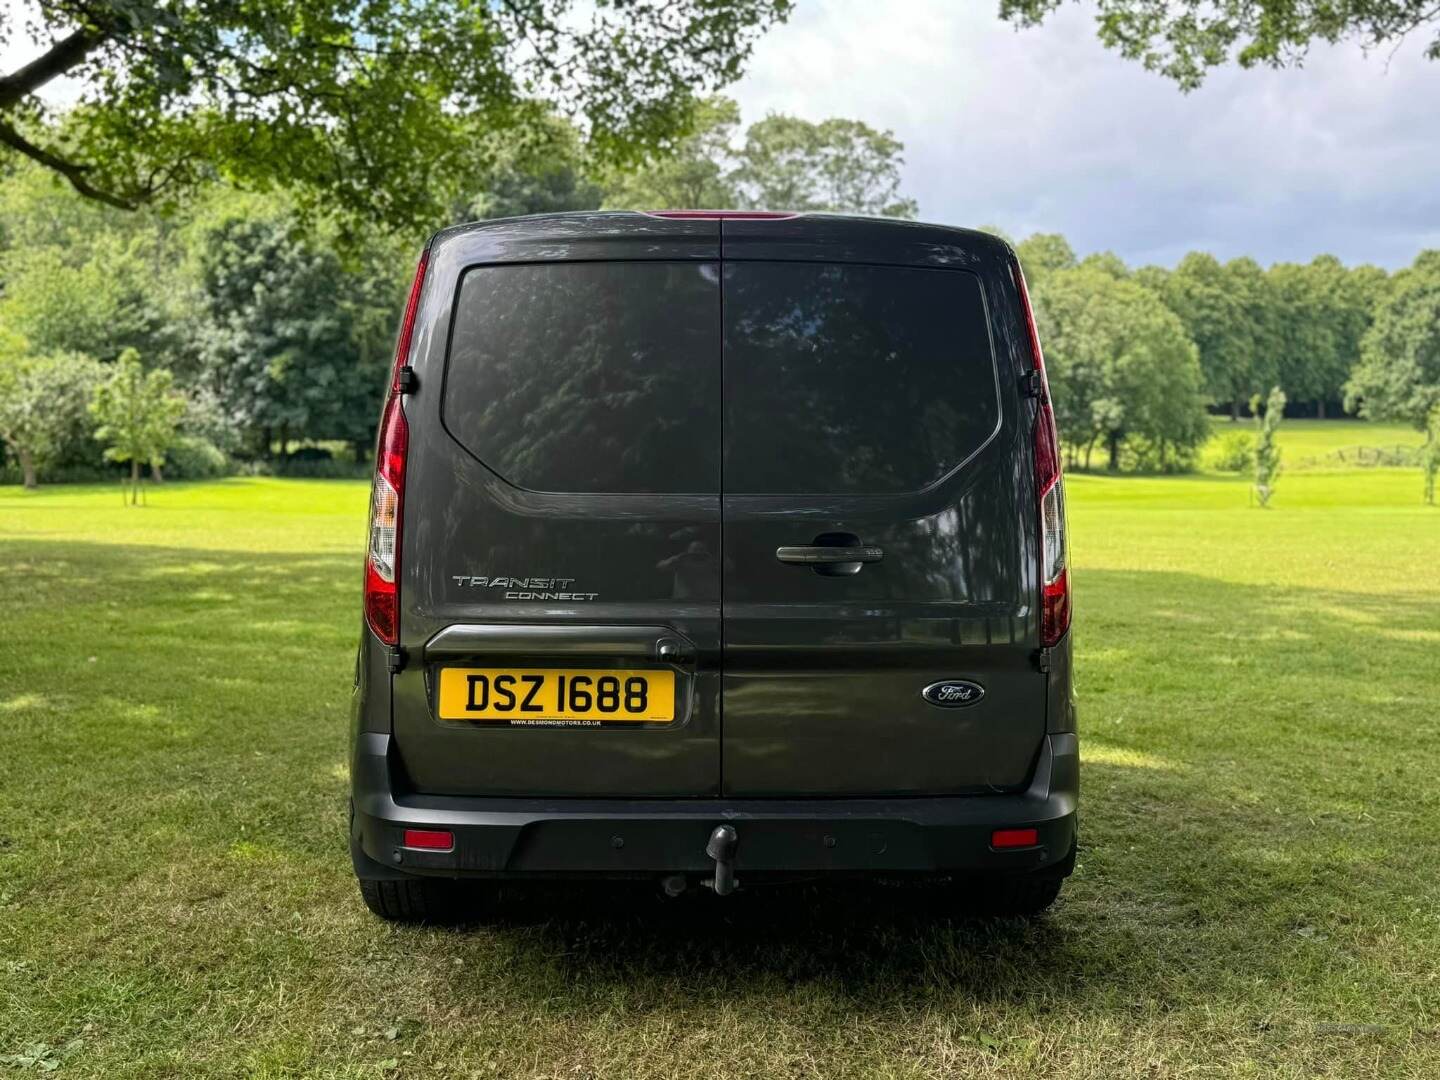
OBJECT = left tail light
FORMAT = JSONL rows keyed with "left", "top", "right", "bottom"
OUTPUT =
{"left": 1013, "top": 258, "right": 1071, "bottom": 648}
{"left": 364, "top": 249, "right": 429, "bottom": 646}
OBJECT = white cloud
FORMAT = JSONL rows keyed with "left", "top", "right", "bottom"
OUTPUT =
{"left": 729, "top": 0, "right": 1440, "bottom": 268}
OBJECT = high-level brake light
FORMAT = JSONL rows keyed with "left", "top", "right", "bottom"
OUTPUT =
{"left": 644, "top": 210, "right": 799, "bottom": 219}
{"left": 364, "top": 249, "right": 429, "bottom": 646}
{"left": 1013, "top": 259, "right": 1071, "bottom": 649}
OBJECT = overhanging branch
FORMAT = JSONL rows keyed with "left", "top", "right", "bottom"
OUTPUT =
{"left": 0, "top": 119, "right": 137, "bottom": 209}
{"left": 0, "top": 27, "right": 108, "bottom": 110}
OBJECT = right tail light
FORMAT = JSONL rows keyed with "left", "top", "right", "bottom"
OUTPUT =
{"left": 1013, "top": 259, "right": 1071, "bottom": 648}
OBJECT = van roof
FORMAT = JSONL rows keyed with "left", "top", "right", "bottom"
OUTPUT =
{"left": 429, "top": 211, "right": 1015, "bottom": 268}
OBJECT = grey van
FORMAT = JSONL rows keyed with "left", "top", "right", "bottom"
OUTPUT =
{"left": 349, "top": 211, "right": 1076, "bottom": 920}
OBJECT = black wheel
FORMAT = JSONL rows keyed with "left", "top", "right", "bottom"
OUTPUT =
{"left": 956, "top": 873, "right": 1064, "bottom": 918}
{"left": 357, "top": 875, "right": 465, "bottom": 923}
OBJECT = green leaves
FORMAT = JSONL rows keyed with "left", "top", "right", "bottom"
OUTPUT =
{"left": 0, "top": 348, "right": 106, "bottom": 487}
{"left": 0, "top": 0, "right": 793, "bottom": 225}
{"left": 1252, "top": 385, "right": 1286, "bottom": 507}
{"left": 997, "top": 0, "right": 1440, "bottom": 90}
{"left": 1032, "top": 262, "right": 1209, "bottom": 471}
{"left": 602, "top": 94, "right": 917, "bottom": 216}
{"left": 1345, "top": 250, "right": 1440, "bottom": 429}
{"left": 89, "top": 347, "right": 185, "bottom": 500}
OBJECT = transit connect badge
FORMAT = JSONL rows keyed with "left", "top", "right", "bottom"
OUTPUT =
{"left": 921, "top": 680, "right": 986, "bottom": 708}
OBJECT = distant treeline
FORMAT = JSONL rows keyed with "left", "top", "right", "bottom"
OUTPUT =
{"left": 2, "top": 102, "right": 1438, "bottom": 483}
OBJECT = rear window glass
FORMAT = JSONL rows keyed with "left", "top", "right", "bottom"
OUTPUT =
{"left": 723, "top": 263, "right": 999, "bottom": 495}
{"left": 443, "top": 261, "right": 720, "bottom": 494}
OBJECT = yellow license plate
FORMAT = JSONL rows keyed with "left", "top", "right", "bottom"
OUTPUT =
{"left": 436, "top": 668, "right": 675, "bottom": 724}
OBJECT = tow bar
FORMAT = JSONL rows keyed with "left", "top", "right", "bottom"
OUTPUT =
{"left": 704, "top": 824, "right": 739, "bottom": 895}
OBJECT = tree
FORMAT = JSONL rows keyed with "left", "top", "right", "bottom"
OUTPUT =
{"left": 1345, "top": 250, "right": 1440, "bottom": 429}
{"left": 731, "top": 114, "right": 917, "bottom": 216}
{"left": 1014, "top": 233, "right": 1077, "bottom": 291}
{"left": 603, "top": 97, "right": 743, "bottom": 211}
{"left": 1157, "top": 252, "right": 1257, "bottom": 418}
{"left": 1268, "top": 256, "right": 1384, "bottom": 418}
{"left": 1078, "top": 251, "right": 1129, "bottom": 279}
{"left": 0, "top": 344, "right": 105, "bottom": 488}
{"left": 1226, "top": 256, "right": 1281, "bottom": 406}
{"left": 0, "top": 1, "right": 791, "bottom": 227}
{"left": 1034, "top": 265, "right": 1209, "bottom": 471}
{"left": 1423, "top": 405, "right": 1440, "bottom": 506}
{"left": 1251, "top": 386, "right": 1286, "bottom": 508}
{"left": 603, "top": 96, "right": 919, "bottom": 216}
{"left": 194, "top": 209, "right": 396, "bottom": 458}
{"left": 0, "top": 161, "right": 193, "bottom": 366}
{"left": 89, "top": 349, "right": 185, "bottom": 503}
{"left": 464, "top": 114, "right": 604, "bottom": 222}
{"left": 997, "top": 0, "right": 1440, "bottom": 90}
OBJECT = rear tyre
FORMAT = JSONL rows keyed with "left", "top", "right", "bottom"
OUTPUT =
{"left": 358, "top": 876, "right": 465, "bottom": 924}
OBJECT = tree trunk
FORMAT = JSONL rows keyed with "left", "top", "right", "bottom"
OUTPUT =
{"left": 17, "top": 446, "right": 37, "bottom": 489}
{"left": 1316, "top": 399, "right": 1326, "bottom": 419}
{"left": 279, "top": 424, "right": 290, "bottom": 463}
{"left": 1231, "top": 399, "right": 1242, "bottom": 421}
{"left": 129, "top": 459, "right": 140, "bottom": 506}
{"left": 1084, "top": 439, "right": 1095, "bottom": 471}
{"left": 1107, "top": 432, "right": 1121, "bottom": 471}
{"left": 152, "top": 462, "right": 165, "bottom": 484}
{"left": 262, "top": 425, "right": 273, "bottom": 461}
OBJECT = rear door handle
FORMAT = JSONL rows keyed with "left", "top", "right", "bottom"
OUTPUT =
{"left": 775, "top": 545, "right": 885, "bottom": 565}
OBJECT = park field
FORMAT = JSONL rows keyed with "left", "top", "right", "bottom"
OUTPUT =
{"left": 1204, "top": 416, "right": 1424, "bottom": 470}
{"left": 2, "top": 451, "right": 1439, "bottom": 1076}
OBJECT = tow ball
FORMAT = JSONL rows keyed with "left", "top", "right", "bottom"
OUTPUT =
{"left": 703, "top": 824, "right": 739, "bottom": 896}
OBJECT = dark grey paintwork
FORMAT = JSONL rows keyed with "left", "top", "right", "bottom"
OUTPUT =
{"left": 352, "top": 210, "right": 1073, "bottom": 820}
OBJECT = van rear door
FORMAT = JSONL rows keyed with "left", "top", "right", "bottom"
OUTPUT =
{"left": 393, "top": 217, "right": 723, "bottom": 796}
{"left": 719, "top": 219, "right": 1047, "bottom": 796}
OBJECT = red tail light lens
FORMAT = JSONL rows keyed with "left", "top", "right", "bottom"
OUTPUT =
{"left": 991, "top": 828, "right": 1040, "bottom": 849}
{"left": 364, "top": 250, "right": 428, "bottom": 646}
{"left": 1014, "top": 260, "right": 1071, "bottom": 648}
{"left": 402, "top": 829, "right": 454, "bottom": 851}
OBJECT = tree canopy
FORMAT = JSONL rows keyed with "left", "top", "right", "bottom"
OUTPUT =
{"left": 1034, "top": 264, "right": 1209, "bottom": 470}
{"left": 603, "top": 96, "right": 916, "bottom": 216}
{"left": 997, "top": 0, "right": 1440, "bottom": 89}
{"left": 0, "top": 0, "right": 791, "bottom": 226}
{"left": 1345, "top": 250, "right": 1440, "bottom": 428}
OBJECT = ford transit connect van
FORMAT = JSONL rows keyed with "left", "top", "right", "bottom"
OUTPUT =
{"left": 349, "top": 212, "right": 1077, "bottom": 920}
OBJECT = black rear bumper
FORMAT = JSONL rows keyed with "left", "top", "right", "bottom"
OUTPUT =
{"left": 351, "top": 732, "right": 1077, "bottom": 881}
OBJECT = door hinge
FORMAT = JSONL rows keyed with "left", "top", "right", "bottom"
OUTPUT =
{"left": 1020, "top": 370, "right": 1043, "bottom": 398}
{"left": 396, "top": 365, "right": 418, "bottom": 394}
{"left": 387, "top": 646, "right": 408, "bottom": 674}
{"left": 1033, "top": 648, "right": 1051, "bottom": 674}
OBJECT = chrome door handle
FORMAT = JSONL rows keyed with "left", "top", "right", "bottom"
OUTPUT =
{"left": 775, "top": 545, "right": 884, "bottom": 565}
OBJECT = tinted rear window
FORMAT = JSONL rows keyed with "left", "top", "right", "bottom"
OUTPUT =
{"left": 443, "top": 261, "right": 720, "bottom": 494}
{"left": 723, "top": 263, "right": 999, "bottom": 495}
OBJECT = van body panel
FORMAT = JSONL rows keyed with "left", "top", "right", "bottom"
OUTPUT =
{"left": 718, "top": 220, "right": 1046, "bottom": 796}
{"left": 391, "top": 218, "right": 724, "bottom": 797}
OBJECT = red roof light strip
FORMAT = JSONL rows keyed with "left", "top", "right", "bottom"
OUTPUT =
{"left": 644, "top": 210, "right": 800, "bottom": 220}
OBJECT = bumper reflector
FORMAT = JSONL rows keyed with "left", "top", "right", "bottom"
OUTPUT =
{"left": 991, "top": 828, "right": 1039, "bottom": 849}
{"left": 402, "top": 829, "right": 454, "bottom": 851}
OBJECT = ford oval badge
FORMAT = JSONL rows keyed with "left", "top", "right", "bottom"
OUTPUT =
{"left": 922, "top": 680, "right": 985, "bottom": 708}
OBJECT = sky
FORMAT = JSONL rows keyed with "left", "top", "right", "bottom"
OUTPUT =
{"left": 727, "top": 0, "right": 1440, "bottom": 269}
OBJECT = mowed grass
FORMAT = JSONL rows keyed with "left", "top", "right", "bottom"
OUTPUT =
{"left": 3, "top": 454, "right": 1440, "bottom": 1077}
{"left": 1205, "top": 416, "right": 1424, "bottom": 468}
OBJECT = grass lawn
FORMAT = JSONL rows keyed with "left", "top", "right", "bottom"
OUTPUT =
{"left": 1204, "top": 416, "right": 1424, "bottom": 469}
{"left": 3, "top": 456, "right": 1439, "bottom": 1077}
